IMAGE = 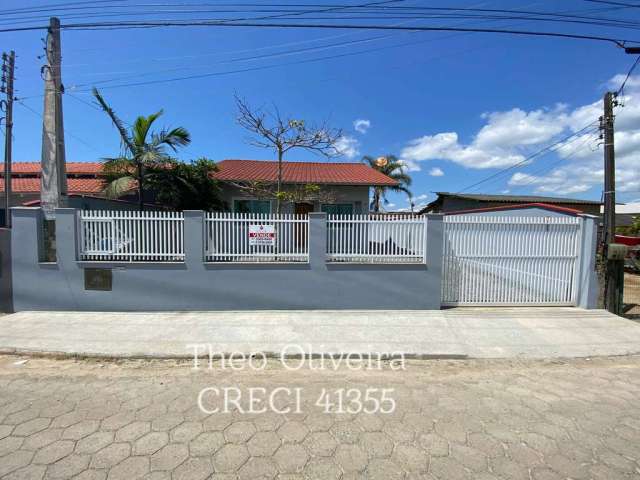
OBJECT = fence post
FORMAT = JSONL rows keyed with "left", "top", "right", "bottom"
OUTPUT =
{"left": 183, "top": 210, "right": 204, "bottom": 268}
{"left": 55, "top": 208, "right": 79, "bottom": 265}
{"left": 309, "top": 212, "right": 327, "bottom": 269}
{"left": 425, "top": 214, "right": 444, "bottom": 300}
{"left": 577, "top": 214, "right": 599, "bottom": 309}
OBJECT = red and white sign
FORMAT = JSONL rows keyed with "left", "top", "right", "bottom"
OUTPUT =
{"left": 248, "top": 224, "right": 275, "bottom": 246}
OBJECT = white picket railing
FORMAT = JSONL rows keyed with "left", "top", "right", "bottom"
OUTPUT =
{"left": 78, "top": 210, "right": 185, "bottom": 262}
{"left": 326, "top": 214, "right": 426, "bottom": 263}
{"left": 204, "top": 212, "right": 309, "bottom": 262}
{"left": 442, "top": 215, "right": 582, "bottom": 306}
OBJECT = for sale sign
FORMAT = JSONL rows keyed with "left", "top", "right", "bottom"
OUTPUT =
{"left": 248, "top": 224, "right": 275, "bottom": 246}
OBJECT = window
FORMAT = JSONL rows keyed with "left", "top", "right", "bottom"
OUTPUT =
{"left": 234, "top": 199, "right": 271, "bottom": 214}
{"left": 321, "top": 203, "right": 354, "bottom": 215}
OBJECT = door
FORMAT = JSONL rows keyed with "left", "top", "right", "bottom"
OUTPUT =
{"left": 294, "top": 203, "right": 313, "bottom": 249}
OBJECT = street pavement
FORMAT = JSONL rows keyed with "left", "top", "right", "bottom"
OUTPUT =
{"left": 1, "top": 354, "right": 640, "bottom": 479}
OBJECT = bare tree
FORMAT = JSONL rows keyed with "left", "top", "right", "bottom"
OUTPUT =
{"left": 235, "top": 95, "right": 343, "bottom": 213}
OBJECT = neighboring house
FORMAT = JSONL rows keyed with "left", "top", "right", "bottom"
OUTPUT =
{"left": 441, "top": 202, "right": 586, "bottom": 217}
{"left": 421, "top": 192, "right": 602, "bottom": 216}
{"left": 211, "top": 159, "right": 398, "bottom": 214}
{"left": 0, "top": 162, "right": 142, "bottom": 223}
{"left": 611, "top": 202, "right": 640, "bottom": 229}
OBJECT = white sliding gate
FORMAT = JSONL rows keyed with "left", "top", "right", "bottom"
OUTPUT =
{"left": 442, "top": 216, "right": 582, "bottom": 306}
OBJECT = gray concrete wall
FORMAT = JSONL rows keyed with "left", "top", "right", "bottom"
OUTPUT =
{"left": 10, "top": 208, "right": 443, "bottom": 311}
{"left": 0, "top": 228, "right": 12, "bottom": 312}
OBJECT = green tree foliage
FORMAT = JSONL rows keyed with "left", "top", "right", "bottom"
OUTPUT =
{"left": 363, "top": 155, "right": 412, "bottom": 212}
{"left": 145, "top": 158, "right": 227, "bottom": 211}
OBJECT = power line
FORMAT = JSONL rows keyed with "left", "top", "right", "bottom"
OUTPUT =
{"left": 0, "top": 20, "right": 638, "bottom": 49}
{"left": 508, "top": 130, "right": 601, "bottom": 193}
{"left": 456, "top": 122, "right": 600, "bottom": 194}
{"left": 617, "top": 54, "right": 640, "bottom": 95}
{"left": 16, "top": 100, "right": 103, "bottom": 153}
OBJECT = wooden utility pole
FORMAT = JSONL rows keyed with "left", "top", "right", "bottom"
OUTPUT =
{"left": 40, "top": 17, "right": 67, "bottom": 220}
{"left": 602, "top": 91, "right": 622, "bottom": 314}
{"left": 1, "top": 51, "right": 15, "bottom": 227}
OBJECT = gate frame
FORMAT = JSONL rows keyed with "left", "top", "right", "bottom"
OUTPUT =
{"left": 440, "top": 213, "right": 599, "bottom": 309}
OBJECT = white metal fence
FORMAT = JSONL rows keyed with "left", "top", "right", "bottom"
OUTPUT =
{"left": 442, "top": 215, "right": 582, "bottom": 306}
{"left": 78, "top": 210, "right": 185, "bottom": 262}
{"left": 326, "top": 214, "right": 426, "bottom": 263}
{"left": 205, "top": 212, "right": 309, "bottom": 262}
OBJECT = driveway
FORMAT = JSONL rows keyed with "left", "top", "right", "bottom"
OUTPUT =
{"left": 1, "top": 308, "right": 640, "bottom": 359}
{"left": 0, "top": 355, "right": 639, "bottom": 479}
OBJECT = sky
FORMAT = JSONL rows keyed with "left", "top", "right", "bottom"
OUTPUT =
{"left": 3, "top": 0, "right": 640, "bottom": 211}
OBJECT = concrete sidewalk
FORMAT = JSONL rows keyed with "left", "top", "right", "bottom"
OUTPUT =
{"left": 1, "top": 307, "right": 640, "bottom": 359}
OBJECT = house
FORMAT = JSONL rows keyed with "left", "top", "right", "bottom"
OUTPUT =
{"left": 421, "top": 192, "right": 602, "bottom": 216}
{"left": 0, "top": 162, "right": 142, "bottom": 224}
{"left": 211, "top": 159, "right": 398, "bottom": 214}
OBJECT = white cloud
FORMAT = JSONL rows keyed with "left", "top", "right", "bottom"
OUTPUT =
{"left": 334, "top": 135, "right": 360, "bottom": 159}
{"left": 400, "top": 74, "right": 640, "bottom": 194}
{"left": 428, "top": 167, "right": 444, "bottom": 177}
{"left": 353, "top": 119, "right": 371, "bottom": 134}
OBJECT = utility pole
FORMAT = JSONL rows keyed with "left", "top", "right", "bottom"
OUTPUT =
{"left": 1, "top": 51, "right": 15, "bottom": 227}
{"left": 40, "top": 17, "right": 67, "bottom": 221}
{"left": 601, "top": 91, "right": 625, "bottom": 314}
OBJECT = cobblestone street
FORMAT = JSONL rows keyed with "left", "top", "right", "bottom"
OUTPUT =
{"left": 1, "top": 355, "right": 640, "bottom": 479}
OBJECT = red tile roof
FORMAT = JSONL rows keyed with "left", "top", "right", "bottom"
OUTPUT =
{"left": 212, "top": 160, "right": 398, "bottom": 186}
{"left": 0, "top": 178, "right": 105, "bottom": 193}
{"left": 1, "top": 162, "right": 103, "bottom": 174}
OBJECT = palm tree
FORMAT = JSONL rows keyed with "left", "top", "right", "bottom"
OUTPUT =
{"left": 92, "top": 87, "right": 191, "bottom": 210}
{"left": 363, "top": 155, "right": 412, "bottom": 212}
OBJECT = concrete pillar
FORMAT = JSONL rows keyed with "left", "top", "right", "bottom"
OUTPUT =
{"left": 55, "top": 208, "right": 78, "bottom": 266}
{"left": 10, "top": 207, "right": 42, "bottom": 266}
{"left": 425, "top": 213, "right": 444, "bottom": 274}
{"left": 577, "top": 214, "right": 599, "bottom": 309}
{"left": 309, "top": 212, "right": 327, "bottom": 269}
{"left": 183, "top": 211, "right": 204, "bottom": 268}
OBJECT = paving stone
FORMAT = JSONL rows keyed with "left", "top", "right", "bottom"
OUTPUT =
{"left": 0, "top": 435, "right": 24, "bottom": 456}
{"left": 392, "top": 444, "right": 428, "bottom": 472}
{"left": 114, "top": 421, "right": 150, "bottom": 442}
{"left": 0, "top": 450, "right": 35, "bottom": 477}
{"left": 133, "top": 432, "right": 169, "bottom": 456}
{"left": 173, "top": 457, "right": 214, "bottom": 480}
{"left": 151, "top": 413, "right": 183, "bottom": 432}
{"left": 238, "top": 457, "right": 278, "bottom": 480}
{"left": 366, "top": 459, "right": 404, "bottom": 480}
{"left": 247, "top": 431, "right": 281, "bottom": 457}
{"left": 189, "top": 431, "right": 225, "bottom": 456}
{"left": 212, "top": 444, "right": 249, "bottom": 473}
{"left": 22, "top": 428, "right": 63, "bottom": 451}
{"left": 150, "top": 443, "right": 189, "bottom": 471}
{"left": 33, "top": 440, "right": 75, "bottom": 465}
{"left": 13, "top": 417, "right": 52, "bottom": 437}
{"left": 335, "top": 444, "right": 368, "bottom": 472}
{"left": 360, "top": 431, "right": 393, "bottom": 458}
{"left": 277, "top": 421, "right": 309, "bottom": 444}
{"left": 203, "top": 413, "right": 234, "bottom": 431}
{"left": 330, "top": 421, "right": 362, "bottom": 444}
{"left": 225, "top": 421, "right": 257, "bottom": 444}
{"left": 303, "top": 458, "right": 341, "bottom": 480}
{"left": 2, "top": 464, "right": 46, "bottom": 480}
{"left": 89, "top": 443, "right": 131, "bottom": 469}
{"left": 75, "top": 431, "right": 114, "bottom": 454}
{"left": 44, "top": 454, "right": 90, "bottom": 479}
{"left": 107, "top": 456, "right": 149, "bottom": 480}
{"left": 274, "top": 444, "right": 309, "bottom": 473}
{"left": 170, "top": 421, "right": 203, "bottom": 443}
{"left": 303, "top": 432, "right": 337, "bottom": 457}
{"left": 62, "top": 420, "right": 100, "bottom": 440}
{"left": 0, "top": 424, "right": 13, "bottom": 439}
{"left": 74, "top": 470, "right": 107, "bottom": 480}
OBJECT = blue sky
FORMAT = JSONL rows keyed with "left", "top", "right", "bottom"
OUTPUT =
{"left": 4, "top": 0, "right": 640, "bottom": 210}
